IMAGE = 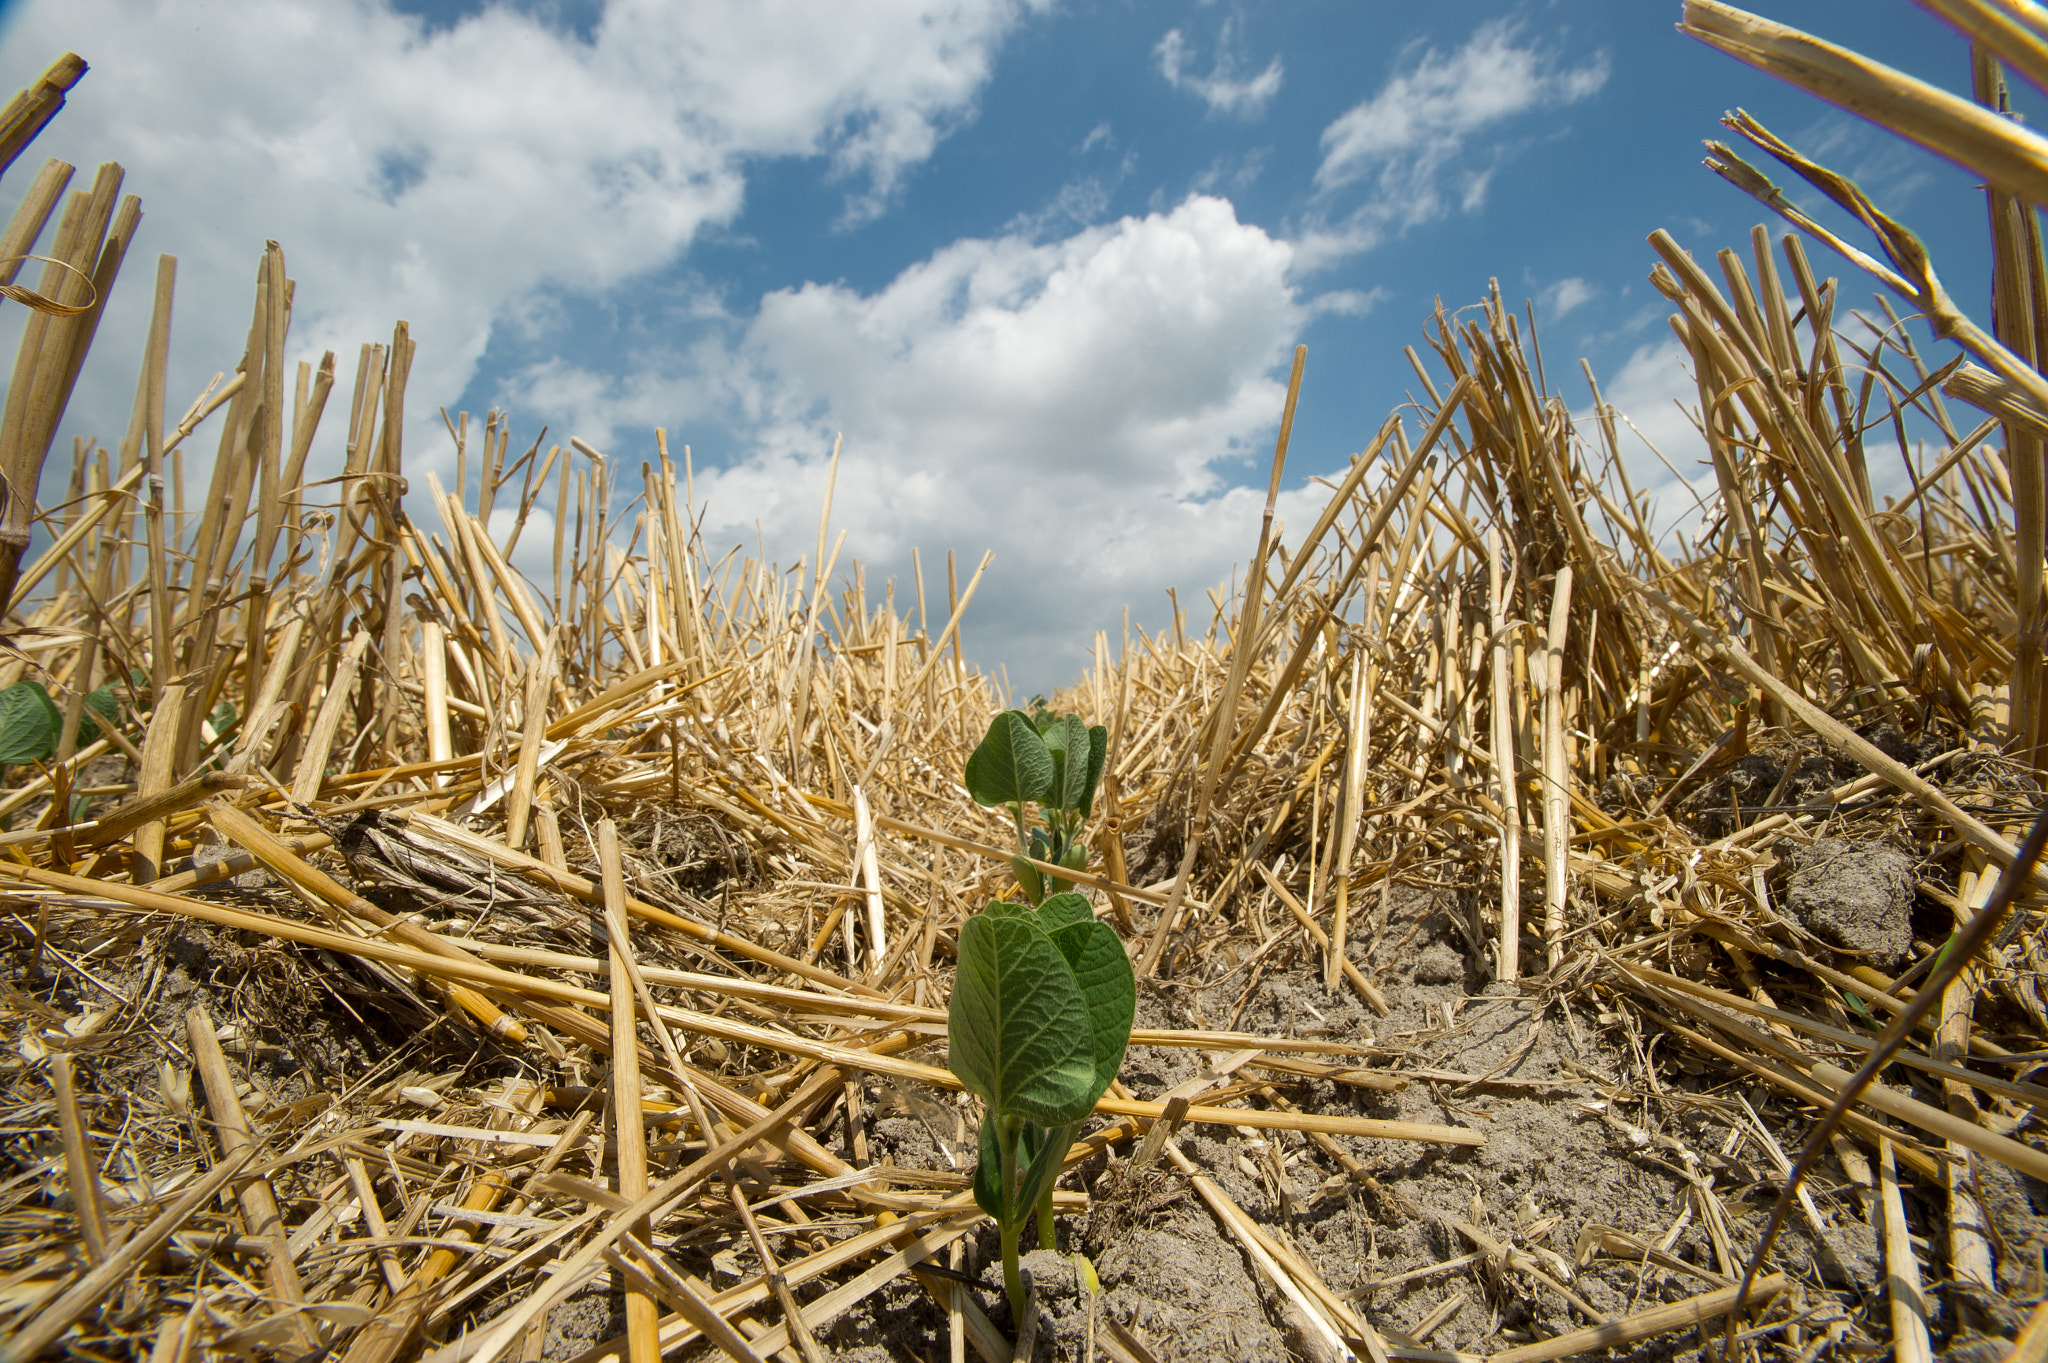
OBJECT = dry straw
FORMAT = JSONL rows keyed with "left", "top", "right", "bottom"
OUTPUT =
{"left": 1, "top": 13, "right": 2046, "bottom": 1361}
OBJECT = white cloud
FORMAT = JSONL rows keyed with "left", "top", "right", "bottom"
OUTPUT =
{"left": 1002, "top": 172, "right": 1123, "bottom": 238}
{"left": 0, "top": 0, "right": 1039, "bottom": 494}
{"left": 1580, "top": 331, "right": 1934, "bottom": 560}
{"left": 1305, "top": 20, "right": 1607, "bottom": 258}
{"left": 529, "top": 195, "right": 1319, "bottom": 689}
{"left": 1310, "top": 287, "right": 1386, "bottom": 318}
{"left": 1155, "top": 20, "right": 1284, "bottom": 119}
{"left": 1191, "top": 146, "right": 1270, "bottom": 196}
{"left": 1576, "top": 338, "right": 1716, "bottom": 552}
{"left": 1541, "top": 276, "right": 1597, "bottom": 320}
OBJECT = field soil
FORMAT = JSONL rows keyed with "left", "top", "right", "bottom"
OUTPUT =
{"left": 485, "top": 879, "right": 1942, "bottom": 1363}
{"left": 779, "top": 885, "right": 1891, "bottom": 1362}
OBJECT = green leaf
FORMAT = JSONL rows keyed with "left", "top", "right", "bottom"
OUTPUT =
{"left": 964, "top": 711, "right": 1053, "bottom": 809}
{"left": 1073, "top": 1251, "right": 1101, "bottom": 1297}
{"left": 973, "top": 1117, "right": 1006, "bottom": 1219}
{"left": 76, "top": 683, "right": 121, "bottom": 747}
{"left": 1041, "top": 715, "right": 1092, "bottom": 813}
{"left": 1077, "top": 725, "right": 1108, "bottom": 819}
{"left": 948, "top": 914, "right": 1096, "bottom": 1126}
{"left": 1045, "top": 918, "right": 1135, "bottom": 1105}
{"left": 1032, "top": 892, "right": 1093, "bottom": 936}
{"left": 1837, "top": 984, "right": 1880, "bottom": 1030}
{"left": 1016, "top": 1121, "right": 1066, "bottom": 1226}
{"left": 974, "top": 1118, "right": 1060, "bottom": 1225}
{"left": 0, "top": 681, "right": 62, "bottom": 765}
{"left": 1008, "top": 855, "right": 1045, "bottom": 906}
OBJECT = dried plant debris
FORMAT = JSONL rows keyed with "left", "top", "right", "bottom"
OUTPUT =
{"left": 6, "top": 11, "right": 2048, "bottom": 1363}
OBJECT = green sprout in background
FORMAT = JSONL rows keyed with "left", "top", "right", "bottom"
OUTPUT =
{"left": 949, "top": 711, "right": 1133, "bottom": 1331}
{"left": 0, "top": 676, "right": 123, "bottom": 766}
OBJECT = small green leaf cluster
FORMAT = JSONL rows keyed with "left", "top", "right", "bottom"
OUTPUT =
{"left": 0, "top": 678, "right": 126, "bottom": 766}
{"left": 963, "top": 709, "right": 1106, "bottom": 904}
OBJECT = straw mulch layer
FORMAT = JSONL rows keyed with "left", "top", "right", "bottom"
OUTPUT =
{"left": 5, "top": 5, "right": 2048, "bottom": 1362}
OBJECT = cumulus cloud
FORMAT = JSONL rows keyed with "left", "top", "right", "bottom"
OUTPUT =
{"left": 1577, "top": 338, "right": 1715, "bottom": 551}
{"left": 529, "top": 195, "right": 1318, "bottom": 689}
{"left": 1305, "top": 20, "right": 1607, "bottom": 258}
{"left": 721, "top": 194, "right": 1319, "bottom": 686}
{"left": 1155, "top": 19, "right": 1284, "bottom": 119}
{"left": 1540, "top": 276, "right": 1597, "bottom": 320}
{"left": 0, "top": 0, "right": 1039, "bottom": 491}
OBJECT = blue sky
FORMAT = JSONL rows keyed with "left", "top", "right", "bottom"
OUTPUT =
{"left": 0, "top": 1, "right": 2023, "bottom": 692}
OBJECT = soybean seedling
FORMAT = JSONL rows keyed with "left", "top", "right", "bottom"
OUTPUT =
{"left": 948, "top": 891, "right": 1134, "bottom": 1327}
{"left": 963, "top": 708, "right": 1107, "bottom": 905}
{"left": 949, "top": 710, "right": 1132, "bottom": 1330}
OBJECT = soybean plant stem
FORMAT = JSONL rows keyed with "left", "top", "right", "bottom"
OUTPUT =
{"left": 996, "top": 1118, "right": 1027, "bottom": 1323}
{"left": 1033, "top": 1121, "right": 1075, "bottom": 1253}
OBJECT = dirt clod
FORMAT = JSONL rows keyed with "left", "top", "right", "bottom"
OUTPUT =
{"left": 1785, "top": 838, "right": 1917, "bottom": 963}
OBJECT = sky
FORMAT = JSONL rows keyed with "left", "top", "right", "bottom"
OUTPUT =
{"left": 0, "top": 0, "right": 2028, "bottom": 695}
